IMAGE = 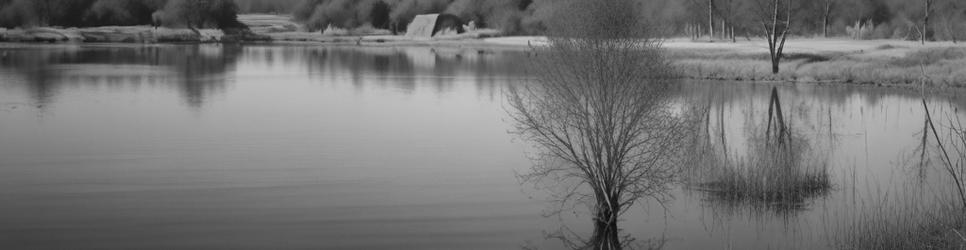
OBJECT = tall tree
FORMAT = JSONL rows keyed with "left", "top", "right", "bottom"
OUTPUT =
{"left": 708, "top": 0, "right": 714, "bottom": 40}
{"left": 934, "top": 0, "right": 964, "bottom": 43}
{"left": 823, "top": 0, "right": 834, "bottom": 37}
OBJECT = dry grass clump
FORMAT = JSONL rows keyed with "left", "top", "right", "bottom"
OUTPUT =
{"left": 690, "top": 127, "right": 831, "bottom": 212}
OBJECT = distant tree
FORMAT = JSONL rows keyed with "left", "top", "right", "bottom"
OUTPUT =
{"left": 294, "top": 0, "right": 393, "bottom": 32}
{"left": 822, "top": 0, "right": 835, "bottom": 37}
{"left": 934, "top": 0, "right": 965, "bottom": 43}
{"left": 921, "top": 0, "right": 934, "bottom": 44}
{"left": 151, "top": 10, "right": 164, "bottom": 28}
{"left": 83, "top": 0, "right": 157, "bottom": 27}
{"left": 444, "top": 0, "right": 527, "bottom": 34}
{"left": 370, "top": 0, "right": 391, "bottom": 29}
{"left": 162, "top": 0, "right": 244, "bottom": 30}
{"left": 715, "top": 0, "right": 742, "bottom": 42}
{"left": 708, "top": 0, "right": 714, "bottom": 40}
{"left": 167, "top": 0, "right": 205, "bottom": 30}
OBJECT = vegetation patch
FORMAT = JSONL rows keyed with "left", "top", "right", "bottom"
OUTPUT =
{"left": 686, "top": 88, "right": 831, "bottom": 213}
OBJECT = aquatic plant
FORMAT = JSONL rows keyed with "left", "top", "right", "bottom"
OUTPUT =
{"left": 832, "top": 67, "right": 966, "bottom": 250}
{"left": 686, "top": 87, "right": 831, "bottom": 213}
{"left": 830, "top": 186, "right": 966, "bottom": 250}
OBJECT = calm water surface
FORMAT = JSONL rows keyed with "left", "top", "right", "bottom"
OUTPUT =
{"left": 0, "top": 43, "right": 963, "bottom": 249}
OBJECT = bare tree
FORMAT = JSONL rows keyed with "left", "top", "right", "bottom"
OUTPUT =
{"left": 708, "top": 0, "right": 743, "bottom": 43}
{"left": 508, "top": 0, "right": 695, "bottom": 249}
{"left": 709, "top": 0, "right": 715, "bottom": 41}
{"left": 753, "top": 0, "right": 793, "bottom": 74}
{"left": 934, "top": 0, "right": 963, "bottom": 43}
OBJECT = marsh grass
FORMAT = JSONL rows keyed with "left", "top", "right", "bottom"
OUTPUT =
{"left": 889, "top": 47, "right": 966, "bottom": 67}
{"left": 833, "top": 96, "right": 966, "bottom": 250}
{"left": 830, "top": 183, "right": 966, "bottom": 250}
{"left": 672, "top": 47, "right": 966, "bottom": 86}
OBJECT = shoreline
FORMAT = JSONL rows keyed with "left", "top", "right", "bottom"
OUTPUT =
{"left": 3, "top": 28, "right": 964, "bottom": 87}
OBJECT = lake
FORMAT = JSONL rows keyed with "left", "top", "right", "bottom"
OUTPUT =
{"left": 1, "top": 43, "right": 963, "bottom": 249}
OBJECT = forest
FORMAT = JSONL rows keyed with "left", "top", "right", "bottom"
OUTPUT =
{"left": 1, "top": 0, "right": 964, "bottom": 41}
{"left": 0, "top": 0, "right": 244, "bottom": 29}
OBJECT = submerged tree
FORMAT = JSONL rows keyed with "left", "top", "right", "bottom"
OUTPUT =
{"left": 508, "top": 0, "right": 693, "bottom": 249}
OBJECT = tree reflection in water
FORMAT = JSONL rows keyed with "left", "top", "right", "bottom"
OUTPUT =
{"left": 684, "top": 86, "right": 832, "bottom": 217}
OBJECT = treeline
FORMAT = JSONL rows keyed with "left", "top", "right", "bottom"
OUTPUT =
{"left": 2, "top": 0, "right": 964, "bottom": 40}
{"left": 0, "top": 0, "right": 244, "bottom": 29}
{"left": 280, "top": 0, "right": 966, "bottom": 39}
{"left": 289, "top": 0, "right": 537, "bottom": 34}
{"left": 675, "top": 0, "right": 966, "bottom": 41}
{"left": 235, "top": 0, "right": 299, "bottom": 14}
{"left": 216, "top": 0, "right": 676, "bottom": 36}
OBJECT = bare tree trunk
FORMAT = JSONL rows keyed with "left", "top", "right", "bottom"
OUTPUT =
{"left": 731, "top": 26, "right": 736, "bottom": 43}
{"left": 760, "top": 0, "right": 791, "bottom": 74}
{"left": 694, "top": 23, "right": 699, "bottom": 40}
{"left": 923, "top": 0, "right": 933, "bottom": 45}
{"left": 590, "top": 197, "right": 621, "bottom": 250}
{"left": 688, "top": 23, "right": 694, "bottom": 40}
{"left": 823, "top": 0, "right": 832, "bottom": 37}
{"left": 693, "top": 23, "right": 699, "bottom": 40}
{"left": 709, "top": 0, "right": 715, "bottom": 41}
{"left": 698, "top": 24, "right": 703, "bottom": 40}
{"left": 40, "top": 0, "right": 52, "bottom": 26}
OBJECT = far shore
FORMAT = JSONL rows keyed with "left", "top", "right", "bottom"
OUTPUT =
{"left": 3, "top": 21, "right": 964, "bottom": 87}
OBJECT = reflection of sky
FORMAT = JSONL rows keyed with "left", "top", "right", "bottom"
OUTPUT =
{"left": 0, "top": 45, "right": 546, "bottom": 249}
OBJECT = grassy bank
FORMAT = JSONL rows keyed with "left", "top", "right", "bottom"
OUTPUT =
{"left": 666, "top": 39, "right": 966, "bottom": 87}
